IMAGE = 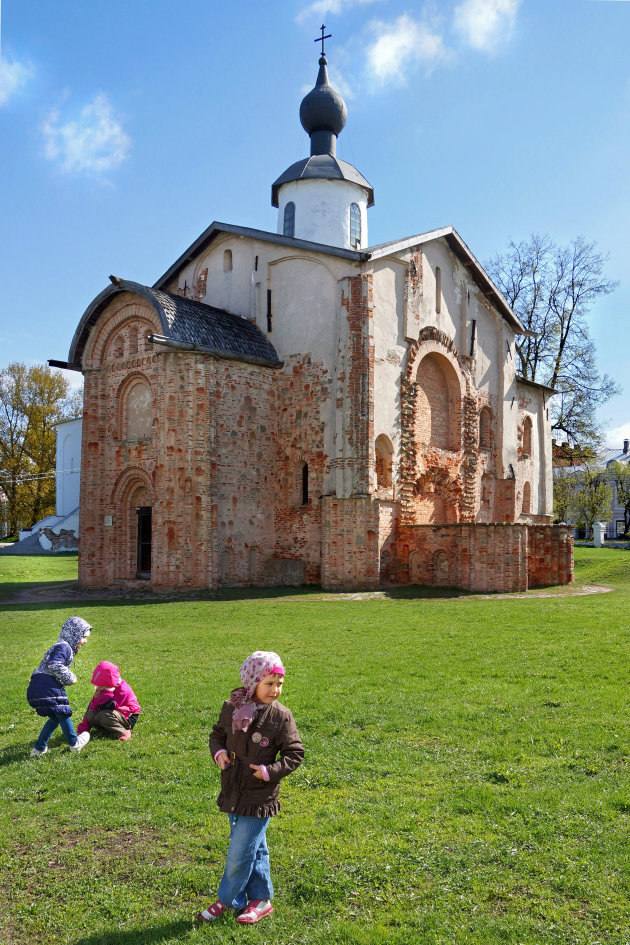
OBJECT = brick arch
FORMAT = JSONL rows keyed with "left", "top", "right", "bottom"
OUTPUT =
{"left": 415, "top": 352, "right": 461, "bottom": 451}
{"left": 110, "top": 467, "right": 154, "bottom": 581}
{"left": 115, "top": 372, "right": 154, "bottom": 441}
{"left": 432, "top": 549, "right": 449, "bottom": 586}
{"left": 83, "top": 297, "right": 161, "bottom": 368}
{"left": 400, "top": 329, "right": 471, "bottom": 525}
{"left": 375, "top": 433, "right": 394, "bottom": 490}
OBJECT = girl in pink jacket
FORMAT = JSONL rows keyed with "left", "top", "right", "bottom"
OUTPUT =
{"left": 77, "top": 661, "right": 141, "bottom": 741}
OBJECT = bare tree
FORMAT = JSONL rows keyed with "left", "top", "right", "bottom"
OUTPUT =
{"left": 487, "top": 235, "right": 620, "bottom": 450}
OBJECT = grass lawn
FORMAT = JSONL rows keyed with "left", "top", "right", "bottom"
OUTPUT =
{"left": 0, "top": 548, "right": 629, "bottom": 945}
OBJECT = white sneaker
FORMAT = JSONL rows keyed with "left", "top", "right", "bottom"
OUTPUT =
{"left": 69, "top": 731, "right": 90, "bottom": 752}
{"left": 30, "top": 746, "right": 48, "bottom": 758}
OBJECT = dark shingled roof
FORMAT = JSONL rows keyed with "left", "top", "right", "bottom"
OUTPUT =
{"left": 68, "top": 280, "right": 281, "bottom": 369}
{"left": 271, "top": 155, "right": 374, "bottom": 208}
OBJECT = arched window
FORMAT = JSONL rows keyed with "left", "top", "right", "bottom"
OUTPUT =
{"left": 435, "top": 266, "right": 442, "bottom": 314}
{"left": 522, "top": 481, "right": 531, "bottom": 515}
{"left": 283, "top": 202, "right": 295, "bottom": 238}
{"left": 523, "top": 416, "right": 533, "bottom": 458}
{"left": 375, "top": 434, "right": 394, "bottom": 488}
{"left": 112, "top": 333, "right": 125, "bottom": 359}
{"left": 223, "top": 249, "right": 233, "bottom": 272}
{"left": 349, "top": 203, "right": 361, "bottom": 248}
{"left": 127, "top": 327, "right": 138, "bottom": 356}
{"left": 479, "top": 407, "right": 492, "bottom": 449}
{"left": 121, "top": 378, "right": 152, "bottom": 441}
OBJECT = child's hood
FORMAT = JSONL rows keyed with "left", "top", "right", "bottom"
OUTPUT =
{"left": 91, "top": 661, "right": 121, "bottom": 688}
{"left": 59, "top": 617, "right": 92, "bottom": 653}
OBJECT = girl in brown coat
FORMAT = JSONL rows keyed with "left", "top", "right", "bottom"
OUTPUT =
{"left": 196, "top": 650, "right": 304, "bottom": 926}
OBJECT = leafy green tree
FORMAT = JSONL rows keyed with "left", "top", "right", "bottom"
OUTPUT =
{"left": 608, "top": 460, "right": 630, "bottom": 537}
{"left": 487, "top": 235, "right": 620, "bottom": 450}
{"left": 570, "top": 463, "right": 612, "bottom": 538}
{"left": 552, "top": 471, "right": 574, "bottom": 524}
{"left": 0, "top": 363, "right": 82, "bottom": 535}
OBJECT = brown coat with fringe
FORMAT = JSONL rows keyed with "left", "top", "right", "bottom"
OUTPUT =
{"left": 209, "top": 700, "right": 304, "bottom": 817}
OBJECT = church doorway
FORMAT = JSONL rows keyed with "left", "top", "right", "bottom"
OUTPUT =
{"left": 136, "top": 506, "right": 152, "bottom": 579}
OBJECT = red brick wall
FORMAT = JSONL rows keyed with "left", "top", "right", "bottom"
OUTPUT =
{"left": 395, "top": 522, "right": 573, "bottom": 592}
{"left": 528, "top": 524, "right": 574, "bottom": 586}
{"left": 321, "top": 496, "right": 380, "bottom": 590}
{"left": 78, "top": 294, "right": 333, "bottom": 590}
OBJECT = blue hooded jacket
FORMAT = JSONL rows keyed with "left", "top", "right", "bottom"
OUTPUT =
{"left": 26, "top": 617, "right": 92, "bottom": 717}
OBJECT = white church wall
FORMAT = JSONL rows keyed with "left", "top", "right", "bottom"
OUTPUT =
{"left": 276, "top": 179, "right": 369, "bottom": 250}
{"left": 267, "top": 255, "right": 339, "bottom": 362}
{"left": 56, "top": 417, "right": 82, "bottom": 516}
{"left": 420, "top": 240, "right": 462, "bottom": 351}
{"left": 185, "top": 238, "right": 254, "bottom": 315}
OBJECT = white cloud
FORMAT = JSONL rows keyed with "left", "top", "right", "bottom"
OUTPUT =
{"left": 0, "top": 56, "right": 34, "bottom": 106}
{"left": 366, "top": 13, "right": 450, "bottom": 84}
{"left": 454, "top": 0, "right": 521, "bottom": 54}
{"left": 604, "top": 423, "right": 630, "bottom": 447}
{"left": 296, "top": 0, "right": 384, "bottom": 27}
{"left": 42, "top": 93, "right": 131, "bottom": 175}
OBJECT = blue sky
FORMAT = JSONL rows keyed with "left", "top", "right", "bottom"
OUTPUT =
{"left": 1, "top": 0, "right": 628, "bottom": 443}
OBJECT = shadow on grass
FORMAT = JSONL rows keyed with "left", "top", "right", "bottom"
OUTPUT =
{"left": 0, "top": 580, "right": 80, "bottom": 603}
{"left": 0, "top": 735, "right": 77, "bottom": 768}
{"left": 0, "top": 742, "right": 33, "bottom": 767}
{"left": 71, "top": 918, "right": 193, "bottom": 945}
{"left": 0, "top": 579, "right": 474, "bottom": 610}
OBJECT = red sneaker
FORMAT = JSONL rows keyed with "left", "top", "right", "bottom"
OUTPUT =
{"left": 195, "top": 900, "right": 228, "bottom": 922}
{"left": 236, "top": 899, "right": 274, "bottom": 924}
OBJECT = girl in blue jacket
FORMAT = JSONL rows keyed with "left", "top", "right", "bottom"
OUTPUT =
{"left": 27, "top": 616, "right": 92, "bottom": 757}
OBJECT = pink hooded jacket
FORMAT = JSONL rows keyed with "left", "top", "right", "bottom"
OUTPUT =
{"left": 77, "top": 661, "right": 141, "bottom": 734}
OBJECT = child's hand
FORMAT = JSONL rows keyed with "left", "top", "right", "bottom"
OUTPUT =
{"left": 250, "top": 764, "right": 265, "bottom": 780}
{"left": 216, "top": 751, "right": 231, "bottom": 771}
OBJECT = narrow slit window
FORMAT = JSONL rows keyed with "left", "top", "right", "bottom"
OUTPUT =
{"left": 435, "top": 266, "right": 441, "bottom": 314}
{"left": 223, "top": 249, "right": 233, "bottom": 272}
{"left": 267, "top": 289, "right": 272, "bottom": 333}
{"left": 349, "top": 203, "right": 361, "bottom": 248}
{"left": 283, "top": 202, "right": 295, "bottom": 238}
{"left": 302, "top": 463, "right": 309, "bottom": 506}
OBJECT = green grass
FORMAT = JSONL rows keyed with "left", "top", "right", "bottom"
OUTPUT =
{"left": 1, "top": 548, "right": 629, "bottom": 944}
{"left": 0, "top": 553, "right": 78, "bottom": 601}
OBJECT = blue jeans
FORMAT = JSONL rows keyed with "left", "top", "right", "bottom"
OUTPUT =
{"left": 34, "top": 713, "right": 77, "bottom": 750}
{"left": 217, "top": 814, "right": 273, "bottom": 910}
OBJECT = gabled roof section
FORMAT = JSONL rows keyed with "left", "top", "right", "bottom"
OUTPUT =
{"left": 368, "top": 226, "right": 525, "bottom": 333}
{"left": 153, "top": 221, "right": 367, "bottom": 290}
{"left": 271, "top": 155, "right": 374, "bottom": 208}
{"left": 68, "top": 280, "right": 282, "bottom": 369}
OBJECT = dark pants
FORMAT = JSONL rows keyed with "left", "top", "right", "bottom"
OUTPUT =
{"left": 85, "top": 708, "right": 130, "bottom": 738}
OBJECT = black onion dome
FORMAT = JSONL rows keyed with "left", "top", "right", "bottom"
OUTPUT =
{"left": 299, "top": 56, "right": 347, "bottom": 137}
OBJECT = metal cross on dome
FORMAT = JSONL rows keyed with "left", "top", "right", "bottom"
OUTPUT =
{"left": 314, "top": 24, "right": 332, "bottom": 56}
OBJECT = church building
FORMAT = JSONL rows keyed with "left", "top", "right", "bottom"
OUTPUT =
{"left": 57, "top": 43, "right": 573, "bottom": 593}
